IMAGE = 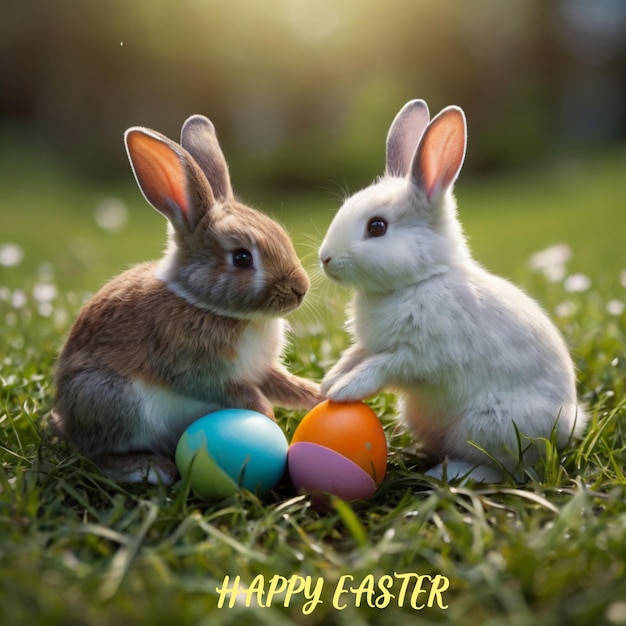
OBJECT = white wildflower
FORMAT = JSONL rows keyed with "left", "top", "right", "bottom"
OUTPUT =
{"left": 38, "top": 303, "right": 53, "bottom": 317}
{"left": 528, "top": 243, "right": 572, "bottom": 282}
{"left": 53, "top": 307, "right": 69, "bottom": 329}
{"left": 555, "top": 301, "right": 576, "bottom": 317}
{"left": 33, "top": 283, "right": 58, "bottom": 303}
{"left": 543, "top": 264, "right": 567, "bottom": 283}
{"left": 95, "top": 197, "right": 128, "bottom": 233}
{"left": 528, "top": 243, "right": 572, "bottom": 270}
{"left": 11, "top": 289, "right": 27, "bottom": 309}
{"left": 606, "top": 300, "right": 625, "bottom": 316}
{"left": 564, "top": 273, "right": 591, "bottom": 293}
{"left": 0, "top": 243, "right": 24, "bottom": 267}
{"left": 606, "top": 601, "right": 626, "bottom": 625}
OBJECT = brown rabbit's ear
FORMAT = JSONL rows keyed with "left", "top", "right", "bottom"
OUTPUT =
{"left": 124, "top": 127, "right": 214, "bottom": 232}
{"left": 180, "top": 115, "right": 233, "bottom": 201}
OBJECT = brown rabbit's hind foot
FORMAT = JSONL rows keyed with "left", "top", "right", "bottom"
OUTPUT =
{"left": 93, "top": 452, "right": 179, "bottom": 485}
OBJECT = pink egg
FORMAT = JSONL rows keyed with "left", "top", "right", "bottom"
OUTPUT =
{"left": 288, "top": 442, "right": 378, "bottom": 501}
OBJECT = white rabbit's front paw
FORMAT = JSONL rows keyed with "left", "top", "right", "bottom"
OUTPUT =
{"left": 325, "top": 374, "right": 378, "bottom": 403}
{"left": 321, "top": 363, "right": 355, "bottom": 397}
{"left": 321, "top": 346, "right": 371, "bottom": 398}
{"left": 325, "top": 380, "right": 362, "bottom": 403}
{"left": 324, "top": 352, "right": 385, "bottom": 402}
{"left": 320, "top": 372, "right": 341, "bottom": 398}
{"left": 425, "top": 460, "right": 503, "bottom": 484}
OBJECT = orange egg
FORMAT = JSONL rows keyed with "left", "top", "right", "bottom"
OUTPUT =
{"left": 290, "top": 400, "right": 387, "bottom": 485}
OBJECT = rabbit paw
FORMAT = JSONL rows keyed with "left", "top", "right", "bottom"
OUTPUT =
{"left": 324, "top": 373, "right": 379, "bottom": 403}
{"left": 320, "top": 374, "right": 340, "bottom": 398}
{"left": 321, "top": 366, "right": 350, "bottom": 397}
{"left": 425, "top": 460, "right": 503, "bottom": 484}
{"left": 95, "top": 453, "right": 179, "bottom": 485}
{"left": 321, "top": 347, "right": 370, "bottom": 397}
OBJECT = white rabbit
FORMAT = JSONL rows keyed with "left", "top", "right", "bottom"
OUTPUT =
{"left": 51, "top": 114, "right": 321, "bottom": 484}
{"left": 319, "top": 99, "right": 588, "bottom": 481}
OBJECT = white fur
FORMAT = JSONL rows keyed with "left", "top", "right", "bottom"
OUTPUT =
{"left": 233, "top": 318, "right": 287, "bottom": 383}
{"left": 250, "top": 243, "right": 266, "bottom": 296}
{"left": 127, "top": 319, "right": 287, "bottom": 456}
{"left": 320, "top": 178, "right": 472, "bottom": 292}
{"left": 425, "top": 460, "right": 504, "bottom": 483}
{"left": 131, "top": 380, "right": 219, "bottom": 451}
{"left": 124, "top": 466, "right": 176, "bottom": 486}
{"left": 319, "top": 100, "right": 588, "bottom": 481}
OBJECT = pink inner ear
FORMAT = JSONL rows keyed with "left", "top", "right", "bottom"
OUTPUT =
{"left": 127, "top": 131, "right": 190, "bottom": 220}
{"left": 422, "top": 135, "right": 456, "bottom": 198}
{"left": 415, "top": 111, "right": 466, "bottom": 200}
{"left": 420, "top": 146, "right": 443, "bottom": 199}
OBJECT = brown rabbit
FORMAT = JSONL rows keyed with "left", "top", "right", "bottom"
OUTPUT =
{"left": 51, "top": 115, "right": 321, "bottom": 484}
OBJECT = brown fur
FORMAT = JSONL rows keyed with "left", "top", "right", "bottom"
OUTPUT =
{"left": 55, "top": 263, "right": 243, "bottom": 387}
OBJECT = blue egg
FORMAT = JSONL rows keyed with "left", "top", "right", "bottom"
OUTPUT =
{"left": 175, "top": 409, "right": 288, "bottom": 500}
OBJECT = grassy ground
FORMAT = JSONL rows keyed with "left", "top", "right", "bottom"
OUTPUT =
{"left": 1, "top": 147, "right": 626, "bottom": 625}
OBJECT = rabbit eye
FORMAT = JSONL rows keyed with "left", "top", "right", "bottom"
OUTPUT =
{"left": 232, "top": 248, "right": 254, "bottom": 269}
{"left": 367, "top": 218, "right": 387, "bottom": 237}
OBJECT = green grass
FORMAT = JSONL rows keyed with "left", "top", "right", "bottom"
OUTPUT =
{"left": 1, "top": 148, "right": 626, "bottom": 625}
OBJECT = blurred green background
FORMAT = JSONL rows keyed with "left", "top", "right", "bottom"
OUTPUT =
{"left": 1, "top": 0, "right": 625, "bottom": 300}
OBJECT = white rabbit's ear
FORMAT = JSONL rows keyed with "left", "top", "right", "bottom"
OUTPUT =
{"left": 411, "top": 106, "right": 466, "bottom": 201}
{"left": 125, "top": 127, "right": 214, "bottom": 232}
{"left": 180, "top": 115, "right": 233, "bottom": 201}
{"left": 385, "top": 99, "right": 430, "bottom": 177}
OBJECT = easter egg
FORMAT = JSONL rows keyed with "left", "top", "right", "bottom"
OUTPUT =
{"left": 175, "top": 409, "right": 288, "bottom": 501}
{"left": 287, "top": 400, "right": 387, "bottom": 503}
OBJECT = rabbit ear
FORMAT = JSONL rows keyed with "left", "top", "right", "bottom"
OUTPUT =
{"left": 124, "top": 127, "right": 214, "bottom": 232}
{"left": 411, "top": 106, "right": 467, "bottom": 200}
{"left": 385, "top": 99, "right": 430, "bottom": 177}
{"left": 180, "top": 115, "right": 233, "bottom": 201}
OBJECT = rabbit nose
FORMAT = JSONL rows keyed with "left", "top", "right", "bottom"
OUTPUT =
{"left": 289, "top": 269, "right": 309, "bottom": 302}
{"left": 291, "top": 282, "right": 306, "bottom": 298}
{"left": 292, "top": 287, "right": 305, "bottom": 304}
{"left": 321, "top": 256, "right": 331, "bottom": 267}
